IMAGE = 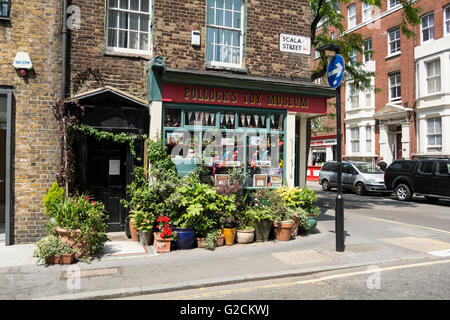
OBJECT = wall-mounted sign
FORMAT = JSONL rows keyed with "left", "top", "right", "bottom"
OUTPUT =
{"left": 279, "top": 34, "right": 311, "bottom": 55}
{"left": 162, "top": 84, "right": 327, "bottom": 114}
{"left": 13, "top": 52, "right": 33, "bottom": 70}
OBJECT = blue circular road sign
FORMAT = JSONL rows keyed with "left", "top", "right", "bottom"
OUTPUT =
{"left": 327, "top": 54, "right": 345, "bottom": 89}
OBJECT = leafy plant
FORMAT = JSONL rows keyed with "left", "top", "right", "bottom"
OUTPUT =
{"left": 277, "top": 186, "right": 319, "bottom": 215}
{"left": 130, "top": 209, "right": 154, "bottom": 232}
{"left": 245, "top": 206, "right": 273, "bottom": 224}
{"left": 51, "top": 194, "right": 108, "bottom": 254}
{"left": 205, "top": 230, "right": 221, "bottom": 251}
{"left": 227, "top": 167, "right": 249, "bottom": 186}
{"left": 33, "top": 235, "right": 74, "bottom": 264}
{"left": 43, "top": 182, "right": 65, "bottom": 216}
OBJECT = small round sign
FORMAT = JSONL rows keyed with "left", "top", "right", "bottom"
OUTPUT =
{"left": 327, "top": 54, "right": 345, "bottom": 89}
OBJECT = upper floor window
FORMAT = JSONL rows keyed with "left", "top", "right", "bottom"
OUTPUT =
{"left": 389, "top": 72, "right": 401, "bottom": 102}
{"left": 0, "top": 0, "right": 11, "bottom": 19}
{"left": 426, "top": 117, "right": 442, "bottom": 152}
{"left": 362, "top": 2, "right": 372, "bottom": 22}
{"left": 421, "top": 13, "right": 434, "bottom": 43}
{"left": 206, "top": 0, "right": 243, "bottom": 68}
{"left": 388, "top": 27, "right": 401, "bottom": 55}
{"left": 348, "top": 4, "right": 356, "bottom": 29}
{"left": 349, "top": 48, "right": 357, "bottom": 66}
{"left": 363, "top": 38, "right": 372, "bottom": 63}
{"left": 106, "top": 0, "right": 151, "bottom": 54}
{"left": 389, "top": 0, "right": 401, "bottom": 8}
{"left": 445, "top": 5, "right": 450, "bottom": 36}
{"left": 349, "top": 84, "right": 359, "bottom": 109}
{"left": 426, "top": 59, "right": 441, "bottom": 94}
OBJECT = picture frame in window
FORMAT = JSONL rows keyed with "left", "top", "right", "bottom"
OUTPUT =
{"left": 268, "top": 175, "right": 283, "bottom": 187}
{"left": 215, "top": 174, "right": 230, "bottom": 187}
{"left": 166, "top": 132, "right": 184, "bottom": 145}
{"left": 249, "top": 136, "right": 262, "bottom": 146}
{"left": 253, "top": 174, "right": 268, "bottom": 188}
{"left": 222, "top": 137, "right": 235, "bottom": 146}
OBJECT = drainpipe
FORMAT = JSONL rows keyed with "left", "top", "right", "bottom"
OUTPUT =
{"left": 61, "top": 0, "right": 68, "bottom": 100}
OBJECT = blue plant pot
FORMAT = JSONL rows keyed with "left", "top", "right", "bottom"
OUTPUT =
{"left": 173, "top": 227, "right": 196, "bottom": 249}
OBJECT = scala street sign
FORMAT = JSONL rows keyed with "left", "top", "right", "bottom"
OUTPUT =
{"left": 327, "top": 54, "right": 345, "bottom": 88}
{"left": 279, "top": 34, "right": 311, "bottom": 55}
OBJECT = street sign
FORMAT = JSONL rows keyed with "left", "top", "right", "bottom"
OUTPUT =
{"left": 327, "top": 54, "right": 345, "bottom": 88}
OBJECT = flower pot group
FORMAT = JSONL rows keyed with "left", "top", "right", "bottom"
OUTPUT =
{"left": 273, "top": 221, "right": 294, "bottom": 241}
{"left": 153, "top": 232, "right": 172, "bottom": 253}
{"left": 45, "top": 252, "right": 75, "bottom": 265}
{"left": 236, "top": 228, "right": 255, "bottom": 244}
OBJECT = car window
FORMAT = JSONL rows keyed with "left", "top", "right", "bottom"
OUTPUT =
{"left": 322, "top": 162, "right": 337, "bottom": 172}
{"left": 390, "top": 161, "right": 415, "bottom": 171}
{"left": 343, "top": 163, "right": 355, "bottom": 174}
{"left": 418, "top": 161, "right": 434, "bottom": 174}
{"left": 436, "top": 161, "right": 450, "bottom": 175}
{"left": 354, "top": 163, "right": 383, "bottom": 174}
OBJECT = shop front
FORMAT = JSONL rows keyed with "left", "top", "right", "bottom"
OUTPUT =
{"left": 147, "top": 58, "right": 335, "bottom": 187}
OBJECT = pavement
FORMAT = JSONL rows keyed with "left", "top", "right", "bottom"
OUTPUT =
{"left": 1, "top": 180, "right": 450, "bottom": 300}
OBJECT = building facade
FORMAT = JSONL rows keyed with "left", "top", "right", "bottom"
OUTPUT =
{"left": 335, "top": 0, "right": 450, "bottom": 165}
{"left": 0, "top": 1, "right": 63, "bottom": 245}
{"left": 64, "top": 0, "right": 334, "bottom": 233}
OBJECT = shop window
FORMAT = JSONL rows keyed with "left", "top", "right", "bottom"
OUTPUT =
{"left": 312, "top": 149, "right": 326, "bottom": 166}
{"left": 206, "top": 0, "right": 243, "bottom": 68}
{"left": 164, "top": 109, "right": 181, "bottom": 127}
{"left": 0, "top": 0, "right": 10, "bottom": 19}
{"left": 106, "top": 0, "right": 151, "bottom": 54}
{"left": 163, "top": 106, "right": 286, "bottom": 187}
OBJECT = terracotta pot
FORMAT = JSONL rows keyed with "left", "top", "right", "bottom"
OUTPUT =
{"left": 197, "top": 237, "right": 207, "bottom": 248}
{"left": 236, "top": 228, "right": 255, "bottom": 244}
{"left": 129, "top": 219, "right": 139, "bottom": 242}
{"left": 222, "top": 228, "right": 237, "bottom": 245}
{"left": 215, "top": 234, "right": 225, "bottom": 247}
{"left": 153, "top": 232, "right": 172, "bottom": 253}
{"left": 59, "top": 253, "right": 75, "bottom": 265}
{"left": 45, "top": 255, "right": 60, "bottom": 265}
{"left": 291, "top": 216, "right": 300, "bottom": 237}
{"left": 273, "top": 221, "right": 294, "bottom": 241}
{"left": 55, "top": 227, "right": 91, "bottom": 260}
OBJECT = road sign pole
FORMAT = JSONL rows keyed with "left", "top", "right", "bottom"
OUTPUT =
{"left": 335, "top": 82, "right": 345, "bottom": 252}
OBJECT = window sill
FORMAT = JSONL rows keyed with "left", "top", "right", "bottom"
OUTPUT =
{"left": 204, "top": 62, "right": 247, "bottom": 74}
{"left": 103, "top": 50, "right": 151, "bottom": 60}
{"left": 386, "top": 52, "right": 401, "bottom": 60}
{"left": 0, "top": 16, "right": 10, "bottom": 21}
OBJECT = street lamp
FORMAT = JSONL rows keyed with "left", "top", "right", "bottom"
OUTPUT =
{"left": 316, "top": 43, "right": 345, "bottom": 252}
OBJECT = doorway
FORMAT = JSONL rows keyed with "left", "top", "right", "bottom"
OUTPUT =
{"left": 396, "top": 132, "right": 402, "bottom": 160}
{"left": 0, "top": 90, "right": 12, "bottom": 245}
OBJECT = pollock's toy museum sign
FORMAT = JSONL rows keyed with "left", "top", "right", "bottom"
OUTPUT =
{"left": 162, "top": 84, "right": 327, "bottom": 114}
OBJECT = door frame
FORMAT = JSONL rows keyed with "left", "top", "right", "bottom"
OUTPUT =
{"left": 1, "top": 88, "right": 13, "bottom": 246}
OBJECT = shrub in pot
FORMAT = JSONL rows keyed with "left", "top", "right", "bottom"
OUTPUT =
{"left": 34, "top": 235, "right": 75, "bottom": 265}
{"left": 247, "top": 207, "right": 273, "bottom": 242}
{"left": 132, "top": 208, "right": 155, "bottom": 246}
{"left": 153, "top": 215, "right": 175, "bottom": 253}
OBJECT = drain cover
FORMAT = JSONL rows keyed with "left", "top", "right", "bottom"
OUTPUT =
{"left": 58, "top": 266, "right": 123, "bottom": 280}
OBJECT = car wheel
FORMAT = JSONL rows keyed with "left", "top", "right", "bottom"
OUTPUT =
{"left": 395, "top": 183, "right": 412, "bottom": 201}
{"left": 355, "top": 182, "right": 366, "bottom": 195}
{"left": 321, "top": 179, "right": 331, "bottom": 191}
{"left": 425, "top": 196, "right": 439, "bottom": 202}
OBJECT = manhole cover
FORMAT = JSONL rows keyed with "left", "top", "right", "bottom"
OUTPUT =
{"left": 58, "top": 266, "right": 123, "bottom": 280}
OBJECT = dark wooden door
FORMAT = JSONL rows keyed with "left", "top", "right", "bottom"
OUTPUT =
{"left": 396, "top": 133, "right": 402, "bottom": 160}
{"left": 86, "top": 137, "right": 129, "bottom": 232}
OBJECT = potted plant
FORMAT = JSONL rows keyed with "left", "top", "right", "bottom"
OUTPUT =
{"left": 204, "top": 230, "right": 222, "bottom": 250}
{"left": 221, "top": 216, "right": 238, "bottom": 245}
{"left": 128, "top": 213, "right": 139, "bottom": 242}
{"left": 236, "top": 208, "right": 255, "bottom": 244}
{"left": 34, "top": 235, "right": 75, "bottom": 265}
{"left": 132, "top": 209, "right": 155, "bottom": 246}
{"left": 153, "top": 215, "right": 175, "bottom": 253}
{"left": 306, "top": 206, "right": 321, "bottom": 233}
{"left": 272, "top": 207, "right": 294, "bottom": 242}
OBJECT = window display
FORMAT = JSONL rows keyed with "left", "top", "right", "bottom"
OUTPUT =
{"left": 163, "top": 106, "right": 286, "bottom": 187}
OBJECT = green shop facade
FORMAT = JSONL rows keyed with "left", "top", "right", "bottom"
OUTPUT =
{"left": 147, "top": 57, "right": 335, "bottom": 188}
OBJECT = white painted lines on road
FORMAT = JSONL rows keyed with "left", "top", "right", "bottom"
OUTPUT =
{"left": 380, "top": 237, "right": 450, "bottom": 254}
{"left": 364, "top": 216, "right": 450, "bottom": 235}
{"left": 428, "top": 249, "right": 450, "bottom": 257}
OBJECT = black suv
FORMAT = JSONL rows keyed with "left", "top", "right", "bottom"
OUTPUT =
{"left": 384, "top": 159, "right": 450, "bottom": 201}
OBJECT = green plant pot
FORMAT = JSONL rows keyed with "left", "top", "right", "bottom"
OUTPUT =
{"left": 307, "top": 216, "right": 317, "bottom": 232}
{"left": 255, "top": 220, "right": 272, "bottom": 242}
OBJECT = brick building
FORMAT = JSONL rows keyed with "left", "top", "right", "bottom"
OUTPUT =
{"left": 1, "top": 1, "right": 63, "bottom": 244}
{"left": 314, "top": 0, "right": 450, "bottom": 168}
{"left": 66, "top": 0, "right": 334, "bottom": 233}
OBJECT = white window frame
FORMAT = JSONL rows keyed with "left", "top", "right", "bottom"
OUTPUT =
{"left": 388, "top": 27, "right": 401, "bottom": 55}
{"left": 363, "top": 38, "right": 372, "bottom": 63}
{"left": 389, "top": 72, "right": 401, "bottom": 102}
{"left": 444, "top": 5, "right": 450, "bottom": 37}
{"left": 0, "top": 0, "right": 11, "bottom": 19}
{"left": 362, "top": 2, "right": 372, "bottom": 22}
{"left": 426, "top": 59, "right": 441, "bottom": 95}
{"left": 206, "top": 0, "right": 244, "bottom": 69}
{"left": 365, "top": 126, "right": 372, "bottom": 153}
{"left": 389, "top": 0, "right": 401, "bottom": 9}
{"left": 365, "top": 91, "right": 372, "bottom": 108}
{"left": 421, "top": 12, "right": 434, "bottom": 43}
{"left": 351, "top": 127, "right": 360, "bottom": 153}
{"left": 426, "top": 117, "right": 442, "bottom": 152}
{"left": 348, "top": 4, "right": 357, "bottom": 29}
{"left": 105, "top": 0, "right": 152, "bottom": 55}
{"left": 349, "top": 48, "right": 357, "bottom": 66}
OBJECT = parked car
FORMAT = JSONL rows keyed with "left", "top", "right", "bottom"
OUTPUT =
{"left": 384, "top": 159, "right": 450, "bottom": 202}
{"left": 319, "top": 161, "right": 389, "bottom": 195}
